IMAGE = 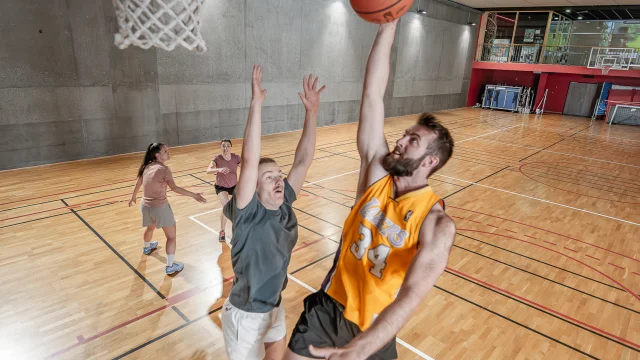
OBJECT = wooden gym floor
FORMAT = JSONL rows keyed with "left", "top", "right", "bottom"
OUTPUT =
{"left": 1, "top": 108, "right": 639, "bottom": 360}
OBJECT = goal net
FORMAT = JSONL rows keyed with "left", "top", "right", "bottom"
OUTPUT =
{"left": 113, "top": 0, "right": 207, "bottom": 53}
{"left": 608, "top": 104, "right": 640, "bottom": 126}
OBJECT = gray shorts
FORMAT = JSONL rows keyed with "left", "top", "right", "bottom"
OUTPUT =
{"left": 141, "top": 204, "right": 176, "bottom": 228}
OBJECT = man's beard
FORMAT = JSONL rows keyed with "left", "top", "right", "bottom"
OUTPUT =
{"left": 382, "top": 151, "right": 427, "bottom": 177}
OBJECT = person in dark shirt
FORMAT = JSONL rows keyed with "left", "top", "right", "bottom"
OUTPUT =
{"left": 221, "top": 64, "right": 325, "bottom": 360}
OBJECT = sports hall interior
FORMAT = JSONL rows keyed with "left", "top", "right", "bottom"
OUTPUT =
{"left": 1, "top": 0, "right": 639, "bottom": 359}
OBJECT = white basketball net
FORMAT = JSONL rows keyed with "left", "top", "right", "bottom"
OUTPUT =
{"left": 113, "top": 0, "right": 207, "bottom": 53}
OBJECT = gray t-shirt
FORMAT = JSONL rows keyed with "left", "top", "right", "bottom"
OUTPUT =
{"left": 223, "top": 179, "right": 298, "bottom": 313}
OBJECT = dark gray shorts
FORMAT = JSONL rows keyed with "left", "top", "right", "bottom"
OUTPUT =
{"left": 288, "top": 290, "right": 397, "bottom": 359}
{"left": 141, "top": 204, "right": 176, "bottom": 228}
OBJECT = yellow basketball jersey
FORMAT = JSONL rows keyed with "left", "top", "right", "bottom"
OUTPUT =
{"left": 322, "top": 174, "right": 443, "bottom": 330}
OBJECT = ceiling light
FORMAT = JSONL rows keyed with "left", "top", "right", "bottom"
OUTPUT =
{"left": 578, "top": 16, "right": 583, "bottom": 20}
{"left": 565, "top": 9, "right": 571, "bottom": 13}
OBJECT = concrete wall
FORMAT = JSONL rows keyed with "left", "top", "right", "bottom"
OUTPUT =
{"left": 0, "top": 0, "right": 480, "bottom": 170}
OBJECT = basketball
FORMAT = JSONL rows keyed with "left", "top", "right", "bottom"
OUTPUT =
{"left": 350, "top": 0, "right": 413, "bottom": 24}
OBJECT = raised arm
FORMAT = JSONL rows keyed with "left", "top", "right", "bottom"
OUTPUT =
{"left": 310, "top": 204, "right": 456, "bottom": 359}
{"left": 356, "top": 20, "right": 398, "bottom": 200}
{"left": 235, "top": 65, "right": 266, "bottom": 209}
{"left": 287, "top": 74, "right": 325, "bottom": 195}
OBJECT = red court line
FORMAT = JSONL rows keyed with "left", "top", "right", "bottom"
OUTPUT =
{"left": 609, "top": 263, "right": 625, "bottom": 270}
{"left": 456, "top": 229, "right": 640, "bottom": 303}
{"left": 633, "top": 272, "right": 640, "bottom": 277}
{"left": 447, "top": 267, "right": 640, "bottom": 349}
{"left": 0, "top": 193, "right": 131, "bottom": 222}
{"left": 503, "top": 229, "right": 517, "bottom": 234}
{"left": 293, "top": 230, "right": 343, "bottom": 254}
{"left": 166, "top": 287, "right": 203, "bottom": 306}
{"left": 1, "top": 165, "right": 204, "bottom": 207}
{"left": 1, "top": 184, "right": 216, "bottom": 223}
{"left": 543, "top": 241, "right": 557, "bottom": 246}
{"left": 451, "top": 215, "right": 482, "bottom": 224}
{"left": 585, "top": 254, "right": 601, "bottom": 261}
{"left": 524, "top": 235, "right": 537, "bottom": 240}
{"left": 564, "top": 247, "right": 578, "bottom": 253}
{"left": 450, "top": 206, "right": 640, "bottom": 264}
{"left": 48, "top": 276, "right": 238, "bottom": 359}
{"left": 45, "top": 232, "right": 340, "bottom": 358}
{"left": 486, "top": 224, "right": 499, "bottom": 229}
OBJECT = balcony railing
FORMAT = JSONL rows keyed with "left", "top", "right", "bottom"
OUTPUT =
{"left": 476, "top": 43, "right": 640, "bottom": 68}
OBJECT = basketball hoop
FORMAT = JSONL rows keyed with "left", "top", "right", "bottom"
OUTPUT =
{"left": 113, "top": 0, "right": 207, "bottom": 53}
{"left": 601, "top": 65, "right": 612, "bottom": 75}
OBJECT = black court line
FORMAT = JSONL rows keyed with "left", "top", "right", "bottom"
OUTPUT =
{"left": 522, "top": 165, "right": 640, "bottom": 193}
{"left": 61, "top": 199, "right": 166, "bottom": 300}
{"left": 456, "top": 233, "right": 626, "bottom": 292}
{"left": 291, "top": 252, "right": 336, "bottom": 275}
{"left": 306, "top": 184, "right": 355, "bottom": 199}
{"left": 185, "top": 174, "right": 343, "bottom": 245}
{"left": 433, "top": 285, "right": 599, "bottom": 359}
{"left": 443, "top": 166, "right": 509, "bottom": 200}
{"left": 3, "top": 112, "right": 490, "bottom": 216}
{"left": 0, "top": 201, "right": 117, "bottom": 230}
{"left": 454, "top": 245, "right": 640, "bottom": 315}
{"left": 445, "top": 270, "right": 638, "bottom": 353}
{"left": 0, "top": 172, "right": 209, "bottom": 228}
{"left": 293, "top": 205, "right": 344, "bottom": 228}
{"left": 171, "top": 306, "right": 191, "bottom": 324}
{"left": 110, "top": 244, "right": 341, "bottom": 359}
{"left": 519, "top": 138, "right": 566, "bottom": 162}
{"left": 190, "top": 174, "right": 213, "bottom": 186}
{"left": 451, "top": 154, "right": 509, "bottom": 168}
{"left": 525, "top": 163, "right": 640, "bottom": 188}
{"left": 111, "top": 321, "right": 191, "bottom": 360}
{"left": 522, "top": 169, "right": 640, "bottom": 198}
{"left": 301, "top": 188, "right": 353, "bottom": 208}
{"left": 0, "top": 172, "right": 195, "bottom": 214}
{"left": 568, "top": 125, "right": 594, "bottom": 138}
{"left": 319, "top": 149, "right": 360, "bottom": 162}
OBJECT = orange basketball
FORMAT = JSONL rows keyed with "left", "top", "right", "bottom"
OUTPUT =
{"left": 350, "top": 0, "right": 413, "bottom": 24}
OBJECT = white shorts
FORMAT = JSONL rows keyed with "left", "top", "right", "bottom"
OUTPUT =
{"left": 221, "top": 298, "right": 286, "bottom": 360}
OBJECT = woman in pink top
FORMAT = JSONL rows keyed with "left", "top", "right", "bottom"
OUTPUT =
{"left": 207, "top": 139, "right": 241, "bottom": 242}
{"left": 129, "top": 143, "right": 207, "bottom": 275}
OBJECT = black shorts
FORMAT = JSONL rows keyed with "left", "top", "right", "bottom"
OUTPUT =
{"left": 215, "top": 185, "right": 235, "bottom": 196}
{"left": 288, "top": 290, "right": 397, "bottom": 359}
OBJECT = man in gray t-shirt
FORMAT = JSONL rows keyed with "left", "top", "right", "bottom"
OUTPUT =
{"left": 220, "top": 65, "right": 326, "bottom": 360}
{"left": 223, "top": 176, "right": 297, "bottom": 313}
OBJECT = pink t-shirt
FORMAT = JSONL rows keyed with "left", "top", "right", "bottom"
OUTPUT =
{"left": 213, "top": 153, "right": 241, "bottom": 188}
{"left": 141, "top": 163, "right": 174, "bottom": 208}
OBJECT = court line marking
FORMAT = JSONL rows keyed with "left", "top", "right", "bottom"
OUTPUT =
{"left": 286, "top": 276, "right": 436, "bottom": 360}
{"left": 456, "top": 229, "right": 640, "bottom": 303}
{"left": 435, "top": 174, "right": 640, "bottom": 227}
{"left": 457, "top": 124, "right": 522, "bottom": 143}
{"left": 470, "top": 138, "right": 640, "bottom": 169}
{"left": 304, "top": 169, "right": 360, "bottom": 187}
{"left": 189, "top": 210, "right": 435, "bottom": 360}
{"left": 295, "top": 164, "right": 639, "bottom": 227}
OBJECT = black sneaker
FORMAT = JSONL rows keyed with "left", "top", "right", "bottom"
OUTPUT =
{"left": 219, "top": 230, "right": 226, "bottom": 242}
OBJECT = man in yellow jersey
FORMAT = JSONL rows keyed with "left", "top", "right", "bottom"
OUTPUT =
{"left": 285, "top": 19, "right": 456, "bottom": 360}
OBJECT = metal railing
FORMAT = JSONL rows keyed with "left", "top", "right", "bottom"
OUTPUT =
{"left": 476, "top": 43, "right": 640, "bottom": 67}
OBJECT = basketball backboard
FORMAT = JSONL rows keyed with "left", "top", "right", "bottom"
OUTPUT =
{"left": 587, "top": 47, "right": 637, "bottom": 74}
